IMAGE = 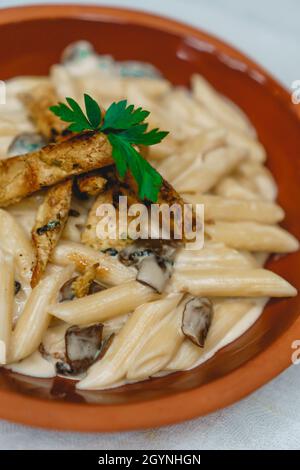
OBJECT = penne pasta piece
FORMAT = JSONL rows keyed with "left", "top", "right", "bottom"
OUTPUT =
{"left": 0, "top": 131, "right": 112, "bottom": 207}
{"left": 157, "top": 128, "right": 226, "bottom": 182}
{"left": 236, "top": 161, "right": 278, "bottom": 201}
{"left": 51, "top": 241, "right": 136, "bottom": 286}
{"left": 172, "top": 268, "right": 297, "bottom": 297}
{"left": 148, "top": 134, "right": 178, "bottom": 160}
{"left": 9, "top": 265, "right": 74, "bottom": 363}
{"left": 31, "top": 180, "right": 72, "bottom": 287}
{"left": 77, "top": 294, "right": 182, "bottom": 390}
{"left": 184, "top": 194, "right": 285, "bottom": 224}
{"left": 166, "top": 298, "right": 266, "bottom": 371}
{"left": 174, "top": 243, "right": 258, "bottom": 272}
{"left": 226, "top": 129, "right": 266, "bottom": 163}
{"left": 7, "top": 192, "right": 44, "bottom": 237}
{"left": 214, "top": 176, "right": 259, "bottom": 200}
{"left": 48, "top": 280, "right": 158, "bottom": 325}
{"left": 6, "top": 76, "right": 50, "bottom": 96}
{"left": 205, "top": 221, "right": 299, "bottom": 253}
{"left": 0, "top": 209, "right": 35, "bottom": 283}
{"left": 170, "top": 147, "right": 245, "bottom": 194}
{"left": 0, "top": 251, "right": 14, "bottom": 364}
{"left": 126, "top": 298, "right": 186, "bottom": 380}
{"left": 191, "top": 74, "right": 256, "bottom": 137}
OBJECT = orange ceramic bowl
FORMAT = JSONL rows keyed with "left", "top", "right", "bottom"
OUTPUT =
{"left": 0, "top": 4, "right": 299, "bottom": 432}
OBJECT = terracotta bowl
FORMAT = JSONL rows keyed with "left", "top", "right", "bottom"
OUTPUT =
{"left": 0, "top": 5, "right": 299, "bottom": 432}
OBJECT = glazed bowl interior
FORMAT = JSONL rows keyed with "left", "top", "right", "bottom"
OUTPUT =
{"left": 0, "top": 6, "right": 299, "bottom": 429}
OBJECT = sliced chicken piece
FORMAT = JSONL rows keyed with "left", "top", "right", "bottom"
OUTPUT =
{"left": 20, "top": 84, "right": 69, "bottom": 141}
{"left": 31, "top": 180, "right": 72, "bottom": 287}
{"left": 20, "top": 84, "right": 108, "bottom": 197}
{"left": 81, "top": 183, "right": 138, "bottom": 251}
{"left": 76, "top": 172, "right": 107, "bottom": 197}
{"left": 71, "top": 263, "right": 100, "bottom": 298}
{"left": 0, "top": 131, "right": 112, "bottom": 207}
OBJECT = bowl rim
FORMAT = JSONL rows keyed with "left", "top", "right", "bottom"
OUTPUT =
{"left": 0, "top": 3, "right": 299, "bottom": 432}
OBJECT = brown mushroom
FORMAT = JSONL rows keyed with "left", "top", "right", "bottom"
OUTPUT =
{"left": 63, "top": 324, "right": 104, "bottom": 374}
{"left": 181, "top": 297, "right": 213, "bottom": 347}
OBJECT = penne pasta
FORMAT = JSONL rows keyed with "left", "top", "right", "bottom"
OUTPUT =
{"left": 9, "top": 265, "right": 74, "bottom": 363}
{"left": 0, "top": 209, "right": 35, "bottom": 283}
{"left": 48, "top": 280, "right": 158, "bottom": 325}
{"left": 51, "top": 241, "right": 136, "bottom": 286}
{"left": 184, "top": 194, "right": 285, "bottom": 224}
{"left": 126, "top": 298, "right": 185, "bottom": 380}
{"left": 205, "top": 221, "right": 299, "bottom": 253}
{"left": 174, "top": 243, "right": 258, "bottom": 272}
{"left": 0, "top": 251, "right": 14, "bottom": 364}
{"left": 214, "top": 176, "right": 259, "bottom": 200}
{"left": 159, "top": 146, "right": 245, "bottom": 194}
{"left": 172, "top": 268, "right": 297, "bottom": 297}
{"left": 191, "top": 74, "right": 255, "bottom": 137}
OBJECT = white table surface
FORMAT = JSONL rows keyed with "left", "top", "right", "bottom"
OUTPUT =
{"left": 0, "top": 0, "right": 300, "bottom": 450}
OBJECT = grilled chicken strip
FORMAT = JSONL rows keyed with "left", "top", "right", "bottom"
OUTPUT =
{"left": 20, "top": 84, "right": 107, "bottom": 197}
{"left": 0, "top": 131, "right": 112, "bottom": 207}
{"left": 20, "top": 84, "right": 70, "bottom": 141}
{"left": 31, "top": 179, "right": 73, "bottom": 287}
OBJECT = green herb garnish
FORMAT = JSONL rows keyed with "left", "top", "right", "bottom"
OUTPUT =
{"left": 50, "top": 95, "right": 168, "bottom": 202}
{"left": 36, "top": 219, "right": 61, "bottom": 235}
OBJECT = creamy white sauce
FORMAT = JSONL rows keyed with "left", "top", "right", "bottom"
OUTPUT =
{"left": 5, "top": 350, "right": 56, "bottom": 378}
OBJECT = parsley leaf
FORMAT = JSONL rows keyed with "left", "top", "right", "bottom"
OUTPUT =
{"left": 49, "top": 94, "right": 102, "bottom": 132}
{"left": 84, "top": 94, "right": 102, "bottom": 129}
{"left": 101, "top": 100, "right": 149, "bottom": 131}
{"left": 49, "top": 95, "right": 168, "bottom": 202}
{"left": 119, "top": 125, "right": 168, "bottom": 145}
{"left": 108, "top": 133, "right": 162, "bottom": 202}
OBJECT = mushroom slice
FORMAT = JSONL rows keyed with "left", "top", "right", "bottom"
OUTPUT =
{"left": 65, "top": 324, "right": 103, "bottom": 374}
{"left": 31, "top": 179, "right": 72, "bottom": 287}
{"left": 7, "top": 132, "right": 46, "bottom": 157}
{"left": 136, "top": 255, "right": 171, "bottom": 293}
{"left": 59, "top": 265, "right": 104, "bottom": 301}
{"left": 59, "top": 277, "right": 77, "bottom": 302}
{"left": 181, "top": 297, "right": 213, "bottom": 347}
{"left": 120, "top": 242, "right": 176, "bottom": 293}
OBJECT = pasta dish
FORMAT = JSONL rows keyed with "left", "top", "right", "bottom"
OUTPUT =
{"left": 0, "top": 41, "right": 298, "bottom": 390}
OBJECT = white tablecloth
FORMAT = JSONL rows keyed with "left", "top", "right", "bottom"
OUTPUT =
{"left": 0, "top": 0, "right": 299, "bottom": 450}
